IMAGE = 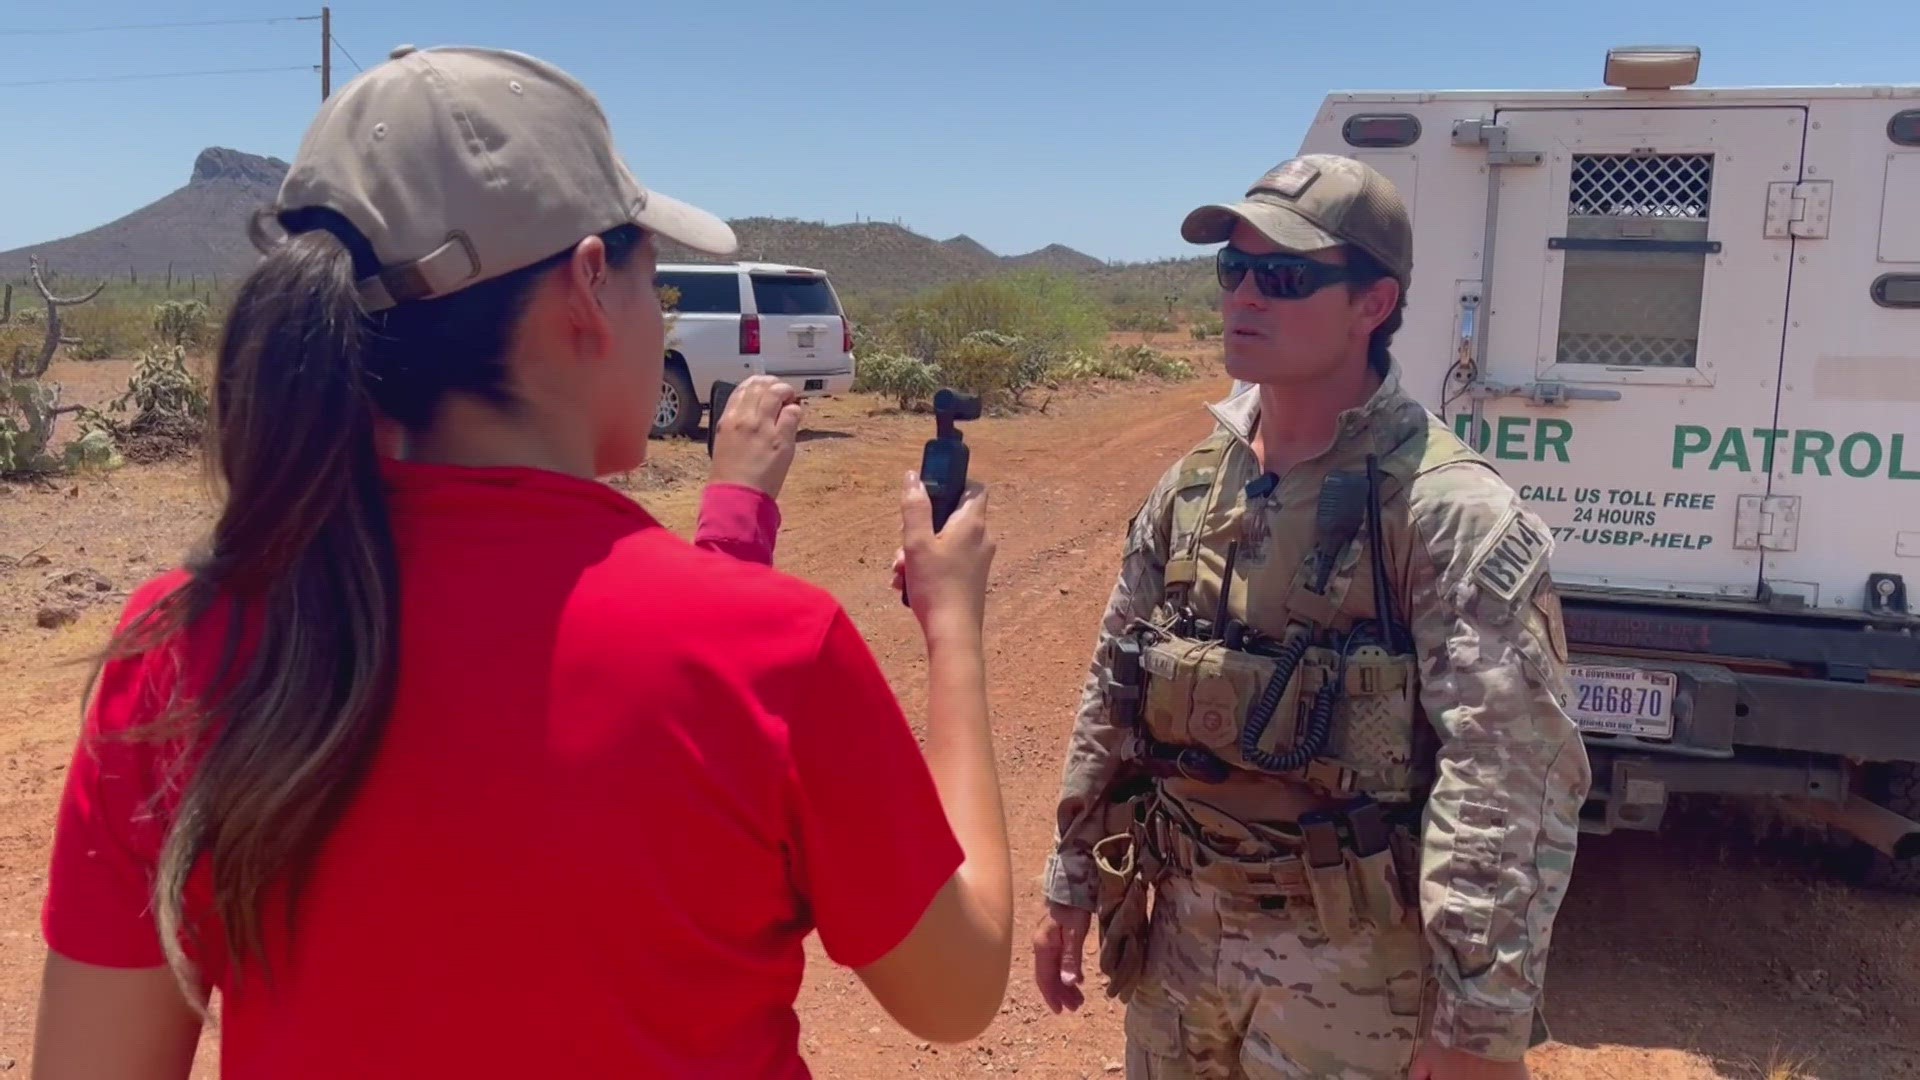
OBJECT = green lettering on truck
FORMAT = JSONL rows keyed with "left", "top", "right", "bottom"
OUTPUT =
{"left": 1710, "top": 428, "right": 1751, "bottom": 472}
{"left": 1894, "top": 435, "right": 1920, "bottom": 480}
{"left": 1534, "top": 419, "right": 1572, "bottom": 463}
{"left": 1840, "top": 433, "right": 1883, "bottom": 478}
{"left": 1793, "top": 430, "right": 1835, "bottom": 476}
{"left": 1671, "top": 426, "right": 1920, "bottom": 480}
{"left": 1450, "top": 415, "right": 1575, "bottom": 463}
{"left": 1672, "top": 425, "right": 1711, "bottom": 469}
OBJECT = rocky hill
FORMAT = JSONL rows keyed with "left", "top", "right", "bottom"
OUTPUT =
{"left": 0, "top": 148, "right": 289, "bottom": 282}
{"left": 1, "top": 146, "right": 1212, "bottom": 307}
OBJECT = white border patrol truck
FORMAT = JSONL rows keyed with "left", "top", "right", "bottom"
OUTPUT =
{"left": 1260, "top": 45, "right": 1920, "bottom": 888}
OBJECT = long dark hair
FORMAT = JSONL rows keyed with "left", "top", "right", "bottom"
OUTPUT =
{"left": 97, "top": 207, "right": 645, "bottom": 999}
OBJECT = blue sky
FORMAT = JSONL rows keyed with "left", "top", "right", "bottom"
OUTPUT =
{"left": 2, "top": 1, "right": 1915, "bottom": 264}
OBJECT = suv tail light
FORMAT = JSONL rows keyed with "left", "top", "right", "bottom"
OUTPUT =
{"left": 842, "top": 317, "right": 854, "bottom": 355}
{"left": 740, "top": 313, "right": 760, "bottom": 355}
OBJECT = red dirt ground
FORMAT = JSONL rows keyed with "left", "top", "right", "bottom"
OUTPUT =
{"left": 2, "top": 336, "right": 1915, "bottom": 1078}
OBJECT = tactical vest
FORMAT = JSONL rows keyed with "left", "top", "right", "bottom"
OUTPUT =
{"left": 1126, "top": 407, "right": 1494, "bottom": 805}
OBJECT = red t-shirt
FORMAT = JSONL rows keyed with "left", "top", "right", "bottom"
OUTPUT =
{"left": 41, "top": 461, "right": 964, "bottom": 1079}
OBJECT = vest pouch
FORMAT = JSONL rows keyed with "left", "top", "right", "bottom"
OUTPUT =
{"left": 1093, "top": 829, "right": 1152, "bottom": 1002}
{"left": 1323, "top": 642, "right": 1420, "bottom": 799}
{"left": 1303, "top": 852, "right": 1360, "bottom": 945}
{"left": 1139, "top": 636, "right": 1303, "bottom": 771}
{"left": 1349, "top": 845, "right": 1407, "bottom": 931}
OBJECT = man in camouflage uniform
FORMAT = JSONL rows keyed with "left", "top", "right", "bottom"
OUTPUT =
{"left": 1031, "top": 154, "right": 1593, "bottom": 1079}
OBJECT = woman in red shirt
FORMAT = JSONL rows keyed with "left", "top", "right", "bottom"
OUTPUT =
{"left": 33, "top": 44, "right": 1011, "bottom": 1079}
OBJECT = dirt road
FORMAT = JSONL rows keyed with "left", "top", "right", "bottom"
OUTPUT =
{"left": 3, "top": 339, "right": 1916, "bottom": 1078}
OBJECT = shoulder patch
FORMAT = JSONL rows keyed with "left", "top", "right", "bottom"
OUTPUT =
{"left": 1467, "top": 505, "right": 1552, "bottom": 607}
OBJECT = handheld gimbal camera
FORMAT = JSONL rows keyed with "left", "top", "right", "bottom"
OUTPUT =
{"left": 705, "top": 380, "right": 737, "bottom": 457}
{"left": 902, "top": 387, "right": 983, "bottom": 607}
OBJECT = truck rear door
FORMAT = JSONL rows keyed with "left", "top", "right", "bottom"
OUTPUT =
{"left": 747, "top": 268, "right": 848, "bottom": 379}
{"left": 1473, "top": 105, "right": 1806, "bottom": 601}
{"left": 1750, "top": 119, "right": 1920, "bottom": 614}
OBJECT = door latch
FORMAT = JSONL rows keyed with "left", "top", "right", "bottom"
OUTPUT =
{"left": 1466, "top": 379, "right": 1623, "bottom": 406}
{"left": 1451, "top": 119, "right": 1544, "bottom": 167}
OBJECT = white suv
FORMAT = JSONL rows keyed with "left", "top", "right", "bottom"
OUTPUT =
{"left": 650, "top": 261, "right": 857, "bottom": 438}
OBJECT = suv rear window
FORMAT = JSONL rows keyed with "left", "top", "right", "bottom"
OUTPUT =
{"left": 751, "top": 274, "right": 841, "bottom": 316}
{"left": 657, "top": 272, "right": 740, "bottom": 314}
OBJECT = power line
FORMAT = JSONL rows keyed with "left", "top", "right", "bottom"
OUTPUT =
{"left": 0, "top": 15, "right": 317, "bottom": 37}
{"left": 330, "top": 34, "right": 363, "bottom": 73}
{"left": 0, "top": 64, "right": 313, "bottom": 89}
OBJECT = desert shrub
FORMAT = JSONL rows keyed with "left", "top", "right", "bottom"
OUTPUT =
{"left": 1111, "top": 309, "right": 1176, "bottom": 333}
{"left": 853, "top": 352, "right": 940, "bottom": 411}
{"left": 1108, "top": 343, "right": 1194, "bottom": 381}
{"left": 655, "top": 283, "right": 683, "bottom": 355}
{"left": 0, "top": 368, "right": 118, "bottom": 475}
{"left": 1048, "top": 344, "right": 1196, "bottom": 385}
{"left": 68, "top": 343, "right": 210, "bottom": 464}
{"left": 0, "top": 374, "right": 60, "bottom": 473}
{"left": 151, "top": 298, "right": 212, "bottom": 348}
{"left": 65, "top": 336, "right": 117, "bottom": 361}
{"left": 880, "top": 271, "right": 1108, "bottom": 366}
{"left": 1190, "top": 313, "right": 1223, "bottom": 339}
{"left": 0, "top": 325, "right": 34, "bottom": 374}
{"left": 938, "top": 333, "right": 1020, "bottom": 400}
{"left": 1047, "top": 349, "right": 1133, "bottom": 382}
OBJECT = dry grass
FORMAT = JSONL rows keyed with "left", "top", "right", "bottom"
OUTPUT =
{"left": 1749, "top": 1047, "right": 1821, "bottom": 1079}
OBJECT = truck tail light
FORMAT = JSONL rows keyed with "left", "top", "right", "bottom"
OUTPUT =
{"left": 842, "top": 317, "right": 854, "bottom": 355}
{"left": 740, "top": 313, "right": 760, "bottom": 355}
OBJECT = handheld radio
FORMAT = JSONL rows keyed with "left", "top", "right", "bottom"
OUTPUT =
{"left": 903, "top": 388, "right": 983, "bottom": 607}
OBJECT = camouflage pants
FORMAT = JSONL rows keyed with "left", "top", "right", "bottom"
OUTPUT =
{"left": 1122, "top": 870, "right": 1430, "bottom": 1079}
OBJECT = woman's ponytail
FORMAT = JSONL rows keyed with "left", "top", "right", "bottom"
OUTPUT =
{"left": 118, "top": 219, "right": 403, "bottom": 997}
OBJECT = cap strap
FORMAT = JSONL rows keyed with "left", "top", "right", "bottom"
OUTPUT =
{"left": 356, "top": 232, "right": 482, "bottom": 312}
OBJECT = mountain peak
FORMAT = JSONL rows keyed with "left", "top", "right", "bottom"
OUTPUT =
{"left": 1006, "top": 243, "right": 1105, "bottom": 273}
{"left": 190, "top": 147, "right": 289, "bottom": 187}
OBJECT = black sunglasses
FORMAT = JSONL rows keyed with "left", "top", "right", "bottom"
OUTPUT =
{"left": 1216, "top": 247, "right": 1369, "bottom": 300}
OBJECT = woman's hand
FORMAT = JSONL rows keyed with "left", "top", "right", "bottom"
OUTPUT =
{"left": 896, "top": 472, "right": 994, "bottom": 639}
{"left": 708, "top": 375, "right": 804, "bottom": 499}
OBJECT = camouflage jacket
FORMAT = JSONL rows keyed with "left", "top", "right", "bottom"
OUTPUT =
{"left": 1041, "top": 361, "right": 1594, "bottom": 1060}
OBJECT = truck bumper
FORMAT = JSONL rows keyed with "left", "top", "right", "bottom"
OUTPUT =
{"left": 1571, "top": 650, "right": 1920, "bottom": 834}
{"left": 768, "top": 367, "right": 855, "bottom": 398}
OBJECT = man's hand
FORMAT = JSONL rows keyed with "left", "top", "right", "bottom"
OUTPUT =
{"left": 708, "top": 375, "right": 803, "bottom": 498}
{"left": 1031, "top": 902, "right": 1092, "bottom": 1014}
{"left": 1408, "top": 1042, "right": 1531, "bottom": 1080}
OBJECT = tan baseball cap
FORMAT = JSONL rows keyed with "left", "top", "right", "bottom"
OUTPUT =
{"left": 1181, "top": 154, "right": 1412, "bottom": 284}
{"left": 253, "top": 44, "right": 737, "bottom": 311}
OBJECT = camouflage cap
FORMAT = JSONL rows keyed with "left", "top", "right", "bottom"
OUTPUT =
{"left": 1181, "top": 154, "right": 1412, "bottom": 284}
{"left": 253, "top": 44, "right": 737, "bottom": 312}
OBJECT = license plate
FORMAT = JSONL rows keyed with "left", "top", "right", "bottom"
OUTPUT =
{"left": 796, "top": 329, "right": 815, "bottom": 348}
{"left": 1566, "top": 665, "right": 1676, "bottom": 739}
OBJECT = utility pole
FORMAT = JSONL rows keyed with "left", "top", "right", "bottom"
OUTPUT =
{"left": 320, "top": 7, "right": 332, "bottom": 100}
